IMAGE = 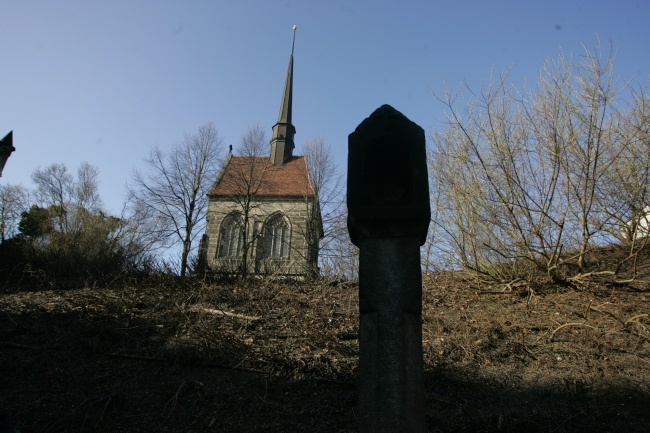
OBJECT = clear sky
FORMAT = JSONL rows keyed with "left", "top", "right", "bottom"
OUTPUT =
{"left": 2, "top": 1, "right": 648, "bottom": 215}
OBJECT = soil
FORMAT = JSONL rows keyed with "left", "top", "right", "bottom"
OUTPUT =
{"left": 1, "top": 273, "right": 648, "bottom": 432}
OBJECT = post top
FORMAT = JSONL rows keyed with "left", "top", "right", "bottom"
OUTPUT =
{"left": 347, "top": 105, "right": 430, "bottom": 246}
{"left": 351, "top": 104, "right": 421, "bottom": 136}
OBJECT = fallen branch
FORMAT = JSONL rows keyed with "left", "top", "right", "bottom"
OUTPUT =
{"left": 549, "top": 322, "right": 598, "bottom": 342}
{"left": 477, "top": 290, "right": 513, "bottom": 295}
{"left": 188, "top": 305, "right": 260, "bottom": 321}
{"left": 504, "top": 279, "right": 526, "bottom": 291}
{"left": 569, "top": 270, "right": 616, "bottom": 281}
{"left": 476, "top": 279, "right": 528, "bottom": 295}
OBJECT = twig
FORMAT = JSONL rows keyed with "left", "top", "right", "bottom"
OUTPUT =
{"left": 163, "top": 380, "right": 187, "bottom": 418}
{"left": 625, "top": 313, "right": 648, "bottom": 324}
{"left": 549, "top": 322, "right": 598, "bottom": 342}
{"left": 473, "top": 278, "right": 529, "bottom": 294}
{"left": 625, "top": 314, "right": 648, "bottom": 331}
{"left": 504, "top": 279, "right": 525, "bottom": 292}
{"left": 522, "top": 344, "right": 538, "bottom": 360}
{"left": 589, "top": 306, "right": 625, "bottom": 326}
{"left": 5, "top": 312, "right": 18, "bottom": 328}
{"left": 525, "top": 286, "right": 536, "bottom": 307}
{"left": 95, "top": 395, "right": 112, "bottom": 428}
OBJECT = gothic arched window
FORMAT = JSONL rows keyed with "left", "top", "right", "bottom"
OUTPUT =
{"left": 262, "top": 214, "right": 290, "bottom": 259}
{"left": 217, "top": 213, "right": 244, "bottom": 258}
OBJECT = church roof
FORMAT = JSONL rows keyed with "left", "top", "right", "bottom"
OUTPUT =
{"left": 209, "top": 155, "right": 316, "bottom": 198}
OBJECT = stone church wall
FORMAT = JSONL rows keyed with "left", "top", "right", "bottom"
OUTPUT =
{"left": 204, "top": 196, "right": 318, "bottom": 276}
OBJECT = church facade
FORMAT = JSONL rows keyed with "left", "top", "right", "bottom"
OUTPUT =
{"left": 201, "top": 30, "right": 323, "bottom": 277}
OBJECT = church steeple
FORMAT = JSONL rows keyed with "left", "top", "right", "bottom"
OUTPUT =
{"left": 270, "top": 26, "right": 297, "bottom": 166}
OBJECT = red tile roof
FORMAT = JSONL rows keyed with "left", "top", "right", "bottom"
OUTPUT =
{"left": 209, "top": 155, "right": 316, "bottom": 197}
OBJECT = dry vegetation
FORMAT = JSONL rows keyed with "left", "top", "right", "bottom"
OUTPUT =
{"left": 1, "top": 266, "right": 648, "bottom": 432}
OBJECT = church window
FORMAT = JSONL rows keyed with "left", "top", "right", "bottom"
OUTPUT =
{"left": 262, "top": 214, "right": 290, "bottom": 258}
{"left": 218, "top": 213, "right": 244, "bottom": 258}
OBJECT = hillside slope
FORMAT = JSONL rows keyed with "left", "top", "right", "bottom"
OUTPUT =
{"left": 1, "top": 274, "right": 648, "bottom": 432}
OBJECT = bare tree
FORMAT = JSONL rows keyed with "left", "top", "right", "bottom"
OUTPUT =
{"left": 597, "top": 84, "right": 650, "bottom": 277}
{"left": 302, "top": 138, "right": 342, "bottom": 235}
{"left": 75, "top": 162, "right": 103, "bottom": 214}
{"left": 18, "top": 162, "right": 144, "bottom": 276}
{"left": 319, "top": 202, "right": 359, "bottom": 280}
{"left": 128, "top": 122, "right": 224, "bottom": 277}
{"left": 422, "top": 170, "right": 449, "bottom": 273}
{"left": 110, "top": 199, "right": 170, "bottom": 269}
{"left": 549, "top": 43, "right": 624, "bottom": 271}
{"left": 299, "top": 137, "right": 345, "bottom": 276}
{"left": 238, "top": 123, "right": 268, "bottom": 157}
{"left": 31, "top": 162, "right": 102, "bottom": 234}
{"left": 429, "top": 40, "right": 644, "bottom": 285}
{"left": 32, "top": 163, "right": 74, "bottom": 233}
{"left": 0, "top": 183, "right": 29, "bottom": 243}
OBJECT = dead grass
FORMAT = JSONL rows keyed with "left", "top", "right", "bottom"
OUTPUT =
{"left": 0, "top": 272, "right": 648, "bottom": 432}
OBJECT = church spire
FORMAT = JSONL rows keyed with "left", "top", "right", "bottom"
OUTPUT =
{"left": 270, "top": 26, "right": 297, "bottom": 166}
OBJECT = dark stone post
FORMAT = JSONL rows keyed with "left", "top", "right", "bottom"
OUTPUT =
{"left": 347, "top": 105, "right": 430, "bottom": 433}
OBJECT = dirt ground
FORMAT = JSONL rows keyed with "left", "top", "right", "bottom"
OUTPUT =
{"left": 1, "top": 273, "right": 648, "bottom": 432}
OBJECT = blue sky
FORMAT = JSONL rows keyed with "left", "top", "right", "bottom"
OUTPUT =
{"left": 2, "top": 1, "right": 649, "bottom": 214}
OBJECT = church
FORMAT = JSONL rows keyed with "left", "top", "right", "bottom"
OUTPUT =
{"left": 201, "top": 29, "right": 323, "bottom": 277}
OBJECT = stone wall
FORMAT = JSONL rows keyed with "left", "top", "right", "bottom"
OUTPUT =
{"left": 204, "top": 195, "right": 318, "bottom": 276}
